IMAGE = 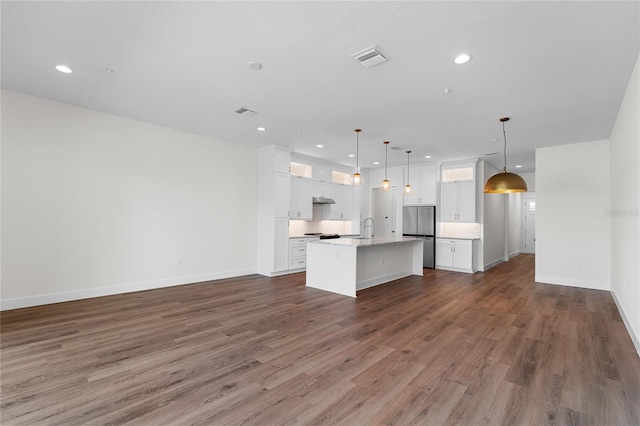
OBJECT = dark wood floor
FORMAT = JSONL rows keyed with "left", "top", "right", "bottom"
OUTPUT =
{"left": 1, "top": 254, "right": 638, "bottom": 425}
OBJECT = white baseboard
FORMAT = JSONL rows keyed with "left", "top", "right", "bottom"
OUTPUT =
{"left": 611, "top": 290, "right": 640, "bottom": 357}
{"left": 0, "top": 268, "right": 256, "bottom": 311}
{"left": 484, "top": 258, "right": 504, "bottom": 271}
{"left": 509, "top": 250, "right": 522, "bottom": 258}
{"left": 436, "top": 265, "right": 475, "bottom": 274}
{"left": 534, "top": 275, "right": 610, "bottom": 291}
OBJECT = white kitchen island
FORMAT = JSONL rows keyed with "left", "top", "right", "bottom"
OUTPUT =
{"left": 306, "top": 237, "right": 423, "bottom": 297}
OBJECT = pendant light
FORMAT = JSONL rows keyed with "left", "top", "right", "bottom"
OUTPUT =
{"left": 404, "top": 150, "right": 412, "bottom": 194}
{"left": 483, "top": 117, "right": 528, "bottom": 193}
{"left": 353, "top": 129, "right": 362, "bottom": 186}
{"left": 381, "top": 141, "right": 391, "bottom": 192}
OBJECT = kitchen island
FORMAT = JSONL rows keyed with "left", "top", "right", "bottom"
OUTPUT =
{"left": 306, "top": 237, "right": 423, "bottom": 297}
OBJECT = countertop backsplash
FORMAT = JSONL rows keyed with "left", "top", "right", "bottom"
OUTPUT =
{"left": 289, "top": 205, "right": 354, "bottom": 237}
{"left": 439, "top": 222, "right": 481, "bottom": 239}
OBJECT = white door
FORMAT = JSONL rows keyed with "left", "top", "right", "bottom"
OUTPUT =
{"left": 524, "top": 197, "right": 536, "bottom": 253}
{"left": 373, "top": 188, "right": 394, "bottom": 238}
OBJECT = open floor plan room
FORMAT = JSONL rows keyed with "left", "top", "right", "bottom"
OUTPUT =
{"left": 1, "top": 254, "right": 638, "bottom": 425}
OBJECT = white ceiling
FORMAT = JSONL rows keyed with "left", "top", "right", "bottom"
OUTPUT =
{"left": 2, "top": 1, "right": 638, "bottom": 173}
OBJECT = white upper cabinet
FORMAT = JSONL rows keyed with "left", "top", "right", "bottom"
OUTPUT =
{"left": 275, "top": 172, "right": 290, "bottom": 218}
{"left": 404, "top": 164, "right": 437, "bottom": 205}
{"left": 290, "top": 177, "right": 314, "bottom": 219}
{"left": 440, "top": 161, "right": 477, "bottom": 222}
{"left": 313, "top": 181, "right": 352, "bottom": 221}
{"left": 332, "top": 184, "right": 352, "bottom": 220}
{"left": 440, "top": 181, "right": 476, "bottom": 222}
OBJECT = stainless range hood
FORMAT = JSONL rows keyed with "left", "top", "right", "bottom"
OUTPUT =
{"left": 312, "top": 196, "right": 335, "bottom": 204}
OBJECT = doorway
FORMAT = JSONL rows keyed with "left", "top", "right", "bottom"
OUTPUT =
{"left": 372, "top": 187, "right": 396, "bottom": 238}
{"left": 524, "top": 196, "right": 536, "bottom": 253}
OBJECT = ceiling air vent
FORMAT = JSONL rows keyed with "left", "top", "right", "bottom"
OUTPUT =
{"left": 351, "top": 45, "right": 387, "bottom": 68}
{"left": 233, "top": 106, "right": 257, "bottom": 117}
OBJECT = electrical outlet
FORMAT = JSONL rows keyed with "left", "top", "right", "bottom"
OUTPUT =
{"left": 178, "top": 258, "right": 183, "bottom": 266}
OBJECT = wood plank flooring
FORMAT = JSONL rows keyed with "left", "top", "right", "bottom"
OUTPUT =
{"left": 2, "top": 254, "right": 639, "bottom": 425}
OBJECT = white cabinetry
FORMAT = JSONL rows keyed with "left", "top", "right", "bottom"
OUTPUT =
{"left": 274, "top": 219, "right": 290, "bottom": 272}
{"left": 258, "top": 146, "right": 293, "bottom": 276}
{"left": 404, "top": 164, "right": 437, "bottom": 205}
{"left": 440, "top": 161, "right": 477, "bottom": 223}
{"left": 275, "top": 173, "right": 290, "bottom": 218}
{"left": 440, "top": 181, "right": 476, "bottom": 222}
{"left": 330, "top": 185, "right": 352, "bottom": 220}
{"left": 289, "top": 237, "right": 318, "bottom": 270}
{"left": 436, "top": 238, "right": 475, "bottom": 273}
{"left": 290, "top": 178, "right": 313, "bottom": 219}
{"left": 314, "top": 182, "right": 352, "bottom": 221}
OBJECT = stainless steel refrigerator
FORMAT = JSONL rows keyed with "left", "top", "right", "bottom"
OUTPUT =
{"left": 402, "top": 206, "right": 436, "bottom": 268}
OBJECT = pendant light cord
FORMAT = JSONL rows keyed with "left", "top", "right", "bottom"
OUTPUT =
{"left": 498, "top": 117, "right": 511, "bottom": 172}
{"left": 385, "top": 142, "right": 388, "bottom": 180}
{"left": 356, "top": 131, "right": 359, "bottom": 172}
{"left": 502, "top": 119, "right": 507, "bottom": 172}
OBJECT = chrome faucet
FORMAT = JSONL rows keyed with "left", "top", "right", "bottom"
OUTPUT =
{"left": 363, "top": 217, "right": 375, "bottom": 238}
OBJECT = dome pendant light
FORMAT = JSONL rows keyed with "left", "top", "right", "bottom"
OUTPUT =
{"left": 353, "top": 129, "right": 362, "bottom": 186}
{"left": 404, "top": 150, "right": 412, "bottom": 194}
{"left": 483, "top": 117, "right": 528, "bottom": 193}
{"left": 381, "top": 141, "right": 391, "bottom": 192}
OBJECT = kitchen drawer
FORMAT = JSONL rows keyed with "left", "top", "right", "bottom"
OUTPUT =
{"left": 290, "top": 238, "right": 312, "bottom": 245}
{"left": 290, "top": 244, "right": 307, "bottom": 257}
{"left": 289, "top": 256, "right": 307, "bottom": 269}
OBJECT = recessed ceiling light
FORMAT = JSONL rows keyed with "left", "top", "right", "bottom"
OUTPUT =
{"left": 516, "top": 164, "right": 523, "bottom": 168}
{"left": 444, "top": 88, "right": 452, "bottom": 94}
{"left": 454, "top": 54, "right": 471, "bottom": 65}
{"left": 425, "top": 155, "right": 432, "bottom": 159}
{"left": 257, "top": 127, "right": 266, "bottom": 131}
{"left": 248, "top": 61, "right": 263, "bottom": 70}
{"left": 55, "top": 65, "right": 72, "bottom": 73}
{"left": 316, "top": 144, "right": 323, "bottom": 148}
{"left": 105, "top": 68, "right": 114, "bottom": 74}
{"left": 348, "top": 154, "right": 355, "bottom": 158}
{"left": 373, "top": 161, "right": 380, "bottom": 165}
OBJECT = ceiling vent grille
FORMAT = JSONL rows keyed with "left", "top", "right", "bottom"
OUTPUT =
{"left": 351, "top": 46, "right": 387, "bottom": 68}
{"left": 233, "top": 106, "right": 257, "bottom": 117}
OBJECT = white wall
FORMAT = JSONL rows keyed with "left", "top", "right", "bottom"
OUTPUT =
{"left": 519, "top": 172, "right": 536, "bottom": 192}
{"left": 369, "top": 165, "right": 405, "bottom": 236}
{"left": 508, "top": 192, "right": 523, "bottom": 257}
{"left": 481, "top": 162, "right": 507, "bottom": 270}
{"left": 609, "top": 55, "right": 640, "bottom": 354}
{"left": 1, "top": 90, "right": 258, "bottom": 310}
{"left": 535, "top": 139, "right": 611, "bottom": 290}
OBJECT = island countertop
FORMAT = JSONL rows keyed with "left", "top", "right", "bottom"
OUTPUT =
{"left": 309, "top": 236, "right": 420, "bottom": 247}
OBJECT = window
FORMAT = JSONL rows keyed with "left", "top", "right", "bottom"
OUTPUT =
{"left": 290, "top": 162, "right": 312, "bottom": 178}
{"left": 442, "top": 167, "right": 474, "bottom": 182}
{"left": 332, "top": 171, "right": 352, "bottom": 185}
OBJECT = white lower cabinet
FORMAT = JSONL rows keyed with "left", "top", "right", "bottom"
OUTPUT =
{"left": 289, "top": 237, "right": 318, "bottom": 270}
{"left": 436, "top": 238, "right": 475, "bottom": 273}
